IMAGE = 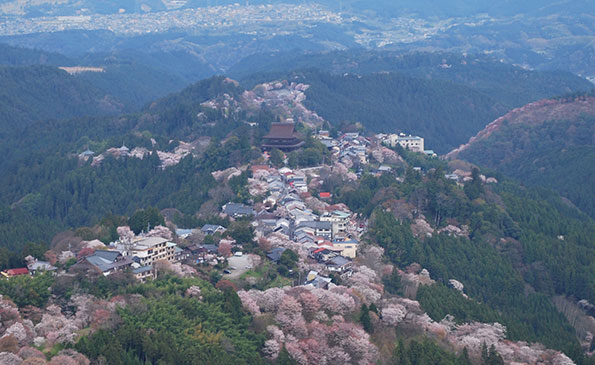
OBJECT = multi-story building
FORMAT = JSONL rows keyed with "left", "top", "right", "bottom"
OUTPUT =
{"left": 124, "top": 237, "right": 176, "bottom": 266}
{"left": 320, "top": 211, "right": 351, "bottom": 237}
{"left": 384, "top": 133, "right": 425, "bottom": 152}
{"left": 332, "top": 238, "right": 359, "bottom": 259}
{"left": 295, "top": 221, "right": 333, "bottom": 239}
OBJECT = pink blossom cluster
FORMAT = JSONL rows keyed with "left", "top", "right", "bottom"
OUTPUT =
{"left": 447, "top": 322, "right": 574, "bottom": 364}
{"left": 170, "top": 263, "right": 198, "bottom": 277}
{"left": 0, "top": 295, "right": 95, "bottom": 363}
{"left": 116, "top": 226, "right": 135, "bottom": 242}
{"left": 185, "top": 286, "right": 203, "bottom": 300}
{"left": 380, "top": 304, "right": 406, "bottom": 327}
{"left": 0, "top": 296, "right": 35, "bottom": 346}
{"left": 237, "top": 285, "right": 377, "bottom": 364}
{"left": 343, "top": 265, "right": 383, "bottom": 304}
{"left": 35, "top": 307, "right": 80, "bottom": 345}
{"left": 4, "top": 348, "right": 91, "bottom": 365}
{"left": 283, "top": 321, "right": 378, "bottom": 365}
{"left": 146, "top": 225, "right": 173, "bottom": 240}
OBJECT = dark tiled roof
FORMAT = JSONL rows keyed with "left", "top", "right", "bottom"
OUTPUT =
{"left": 328, "top": 256, "right": 351, "bottom": 267}
{"left": 202, "top": 244, "right": 218, "bottom": 253}
{"left": 94, "top": 250, "right": 122, "bottom": 261}
{"left": 264, "top": 123, "right": 298, "bottom": 139}
{"left": 223, "top": 203, "right": 254, "bottom": 216}
{"left": 267, "top": 247, "right": 286, "bottom": 262}
{"left": 297, "top": 221, "right": 332, "bottom": 230}
{"left": 133, "top": 266, "right": 153, "bottom": 274}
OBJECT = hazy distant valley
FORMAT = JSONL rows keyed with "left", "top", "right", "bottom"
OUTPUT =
{"left": 0, "top": 0, "right": 593, "bottom": 83}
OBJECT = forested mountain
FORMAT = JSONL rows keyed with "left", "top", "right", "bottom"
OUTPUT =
{"left": 0, "top": 43, "right": 188, "bottom": 110}
{"left": 0, "top": 65, "right": 593, "bottom": 363}
{"left": 279, "top": 70, "right": 504, "bottom": 153}
{"left": 0, "top": 1, "right": 593, "bottom": 363}
{"left": 0, "top": 76, "right": 261, "bottom": 253}
{"left": 0, "top": 65, "right": 124, "bottom": 134}
{"left": 0, "top": 41, "right": 593, "bottom": 362}
{"left": 335, "top": 167, "right": 595, "bottom": 363}
{"left": 448, "top": 92, "right": 595, "bottom": 218}
{"left": 233, "top": 51, "right": 593, "bottom": 109}
{"left": 231, "top": 52, "right": 593, "bottom": 153}
{"left": 0, "top": 43, "right": 71, "bottom": 66}
{"left": 77, "top": 48, "right": 220, "bottom": 85}
{"left": 73, "top": 61, "right": 186, "bottom": 110}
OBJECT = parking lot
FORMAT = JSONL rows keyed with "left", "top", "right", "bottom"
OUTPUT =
{"left": 223, "top": 254, "right": 253, "bottom": 279}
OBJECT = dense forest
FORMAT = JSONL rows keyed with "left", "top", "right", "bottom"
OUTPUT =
{"left": 328, "top": 162, "right": 595, "bottom": 363}
{"left": 0, "top": 44, "right": 187, "bottom": 112}
{"left": 297, "top": 70, "right": 507, "bottom": 153}
{"left": 0, "top": 44, "right": 71, "bottom": 67}
{"left": 75, "top": 276, "right": 266, "bottom": 365}
{"left": 456, "top": 96, "right": 595, "bottom": 217}
{"left": 233, "top": 50, "right": 593, "bottom": 110}
{"left": 233, "top": 51, "right": 592, "bottom": 154}
{"left": 0, "top": 76, "right": 262, "bottom": 261}
{"left": 0, "top": 65, "right": 123, "bottom": 134}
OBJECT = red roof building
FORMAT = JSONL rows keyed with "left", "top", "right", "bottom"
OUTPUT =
{"left": 251, "top": 165, "right": 270, "bottom": 173}
{"left": 1, "top": 267, "right": 29, "bottom": 278}
{"left": 319, "top": 192, "right": 331, "bottom": 199}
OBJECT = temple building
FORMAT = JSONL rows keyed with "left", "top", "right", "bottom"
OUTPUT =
{"left": 262, "top": 122, "right": 304, "bottom": 151}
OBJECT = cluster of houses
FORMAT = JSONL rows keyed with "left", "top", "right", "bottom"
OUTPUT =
{"left": 14, "top": 124, "right": 441, "bottom": 288}
{"left": 169, "top": 162, "right": 364, "bottom": 282}
{"left": 71, "top": 236, "right": 183, "bottom": 282}
{"left": 314, "top": 131, "right": 370, "bottom": 165}
{"left": 79, "top": 141, "right": 193, "bottom": 169}
{"left": 247, "top": 164, "right": 364, "bottom": 280}
{"left": 316, "top": 130, "right": 435, "bottom": 163}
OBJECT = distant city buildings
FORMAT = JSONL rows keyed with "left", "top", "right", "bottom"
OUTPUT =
{"left": 0, "top": 4, "right": 342, "bottom": 36}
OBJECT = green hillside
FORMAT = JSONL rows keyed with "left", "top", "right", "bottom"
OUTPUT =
{"left": 0, "top": 65, "right": 124, "bottom": 134}
{"left": 232, "top": 51, "right": 593, "bottom": 109}
{"left": 292, "top": 70, "right": 508, "bottom": 153}
{"left": 456, "top": 98, "right": 595, "bottom": 217}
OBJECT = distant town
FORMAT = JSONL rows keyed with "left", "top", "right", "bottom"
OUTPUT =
{"left": 0, "top": 2, "right": 474, "bottom": 48}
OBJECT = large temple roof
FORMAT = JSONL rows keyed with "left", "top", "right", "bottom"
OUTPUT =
{"left": 262, "top": 122, "right": 304, "bottom": 150}
{"left": 264, "top": 123, "right": 299, "bottom": 139}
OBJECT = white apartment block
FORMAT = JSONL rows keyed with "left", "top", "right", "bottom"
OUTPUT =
{"left": 124, "top": 237, "right": 176, "bottom": 266}
{"left": 384, "top": 133, "right": 425, "bottom": 152}
{"left": 320, "top": 211, "right": 351, "bottom": 237}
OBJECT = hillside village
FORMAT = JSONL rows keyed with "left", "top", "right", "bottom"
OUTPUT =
{"left": 0, "top": 0, "right": 594, "bottom": 360}
{"left": 3, "top": 77, "right": 595, "bottom": 365}
{"left": 3, "top": 116, "right": 581, "bottom": 365}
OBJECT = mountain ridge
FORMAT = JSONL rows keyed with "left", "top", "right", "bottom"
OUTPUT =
{"left": 446, "top": 94, "right": 595, "bottom": 159}
{"left": 447, "top": 92, "right": 595, "bottom": 217}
